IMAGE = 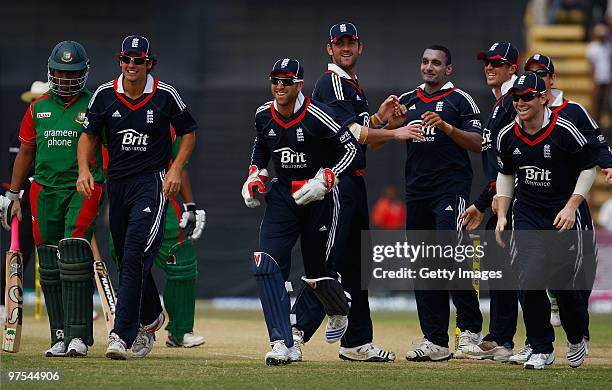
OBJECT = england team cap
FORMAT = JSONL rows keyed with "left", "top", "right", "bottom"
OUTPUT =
{"left": 120, "top": 35, "right": 153, "bottom": 58}
{"left": 524, "top": 53, "right": 555, "bottom": 75}
{"left": 329, "top": 22, "right": 359, "bottom": 43}
{"left": 270, "top": 58, "right": 304, "bottom": 81}
{"left": 508, "top": 71, "right": 546, "bottom": 95}
{"left": 477, "top": 42, "right": 519, "bottom": 66}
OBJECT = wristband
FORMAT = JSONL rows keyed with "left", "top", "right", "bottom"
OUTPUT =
{"left": 183, "top": 202, "right": 196, "bottom": 212}
{"left": 6, "top": 189, "right": 20, "bottom": 201}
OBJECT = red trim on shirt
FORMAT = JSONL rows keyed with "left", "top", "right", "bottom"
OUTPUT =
{"left": 270, "top": 97, "right": 311, "bottom": 129}
{"left": 551, "top": 99, "right": 569, "bottom": 114}
{"left": 324, "top": 70, "right": 363, "bottom": 94}
{"left": 114, "top": 77, "right": 159, "bottom": 110}
{"left": 514, "top": 113, "right": 559, "bottom": 146}
{"left": 416, "top": 87, "right": 456, "bottom": 103}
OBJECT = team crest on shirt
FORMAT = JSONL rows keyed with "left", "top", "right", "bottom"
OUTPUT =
{"left": 435, "top": 101, "right": 444, "bottom": 112}
{"left": 61, "top": 51, "right": 73, "bottom": 62}
{"left": 146, "top": 109, "right": 154, "bottom": 124}
{"left": 74, "top": 112, "right": 86, "bottom": 124}
{"left": 543, "top": 144, "right": 551, "bottom": 159}
{"left": 296, "top": 128, "right": 304, "bottom": 142}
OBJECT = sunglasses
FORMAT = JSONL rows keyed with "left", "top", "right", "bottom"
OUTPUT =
{"left": 119, "top": 55, "right": 148, "bottom": 65}
{"left": 533, "top": 69, "right": 550, "bottom": 78}
{"left": 484, "top": 59, "right": 511, "bottom": 68}
{"left": 512, "top": 92, "right": 541, "bottom": 102}
{"left": 270, "top": 77, "right": 297, "bottom": 86}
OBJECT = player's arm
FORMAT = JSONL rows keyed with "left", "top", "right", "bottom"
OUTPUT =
{"left": 77, "top": 133, "right": 99, "bottom": 197}
{"left": 494, "top": 172, "right": 513, "bottom": 247}
{"left": 242, "top": 114, "right": 271, "bottom": 208}
{"left": 164, "top": 131, "right": 195, "bottom": 197}
{"left": 570, "top": 104, "right": 612, "bottom": 182}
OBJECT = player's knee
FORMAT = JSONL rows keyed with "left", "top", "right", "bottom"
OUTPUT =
{"left": 58, "top": 238, "right": 93, "bottom": 282}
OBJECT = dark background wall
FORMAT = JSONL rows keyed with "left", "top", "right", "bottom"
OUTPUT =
{"left": 0, "top": 0, "right": 527, "bottom": 297}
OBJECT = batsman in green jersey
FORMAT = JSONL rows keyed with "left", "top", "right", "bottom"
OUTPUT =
{"left": 4, "top": 41, "right": 105, "bottom": 357}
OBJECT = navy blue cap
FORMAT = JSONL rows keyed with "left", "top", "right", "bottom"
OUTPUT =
{"left": 329, "top": 22, "right": 359, "bottom": 43}
{"left": 121, "top": 35, "right": 153, "bottom": 58}
{"left": 509, "top": 71, "right": 546, "bottom": 94}
{"left": 270, "top": 58, "right": 304, "bottom": 81}
{"left": 525, "top": 53, "right": 555, "bottom": 75}
{"left": 477, "top": 42, "right": 519, "bottom": 66}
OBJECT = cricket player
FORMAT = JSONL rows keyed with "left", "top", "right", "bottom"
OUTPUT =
{"left": 291, "top": 22, "right": 421, "bottom": 363}
{"left": 77, "top": 35, "right": 197, "bottom": 360}
{"left": 496, "top": 71, "right": 597, "bottom": 369}
{"left": 243, "top": 58, "right": 364, "bottom": 365}
{"left": 462, "top": 42, "right": 521, "bottom": 362}
{"left": 3, "top": 41, "right": 104, "bottom": 357}
{"left": 389, "top": 45, "right": 483, "bottom": 361}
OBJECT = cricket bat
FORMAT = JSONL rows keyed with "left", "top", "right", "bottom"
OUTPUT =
{"left": 92, "top": 235, "right": 117, "bottom": 334}
{"left": 35, "top": 247, "right": 42, "bottom": 320}
{"left": 3, "top": 217, "right": 23, "bottom": 353}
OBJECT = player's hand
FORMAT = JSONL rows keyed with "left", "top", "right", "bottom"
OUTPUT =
{"left": 495, "top": 216, "right": 508, "bottom": 248}
{"left": 179, "top": 202, "right": 206, "bottom": 240}
{"left": 376, "top": 95, "right": 400, "bottom": 122}
{"left": 421, "top": 111, "right": 451, "bottom": 133}
{"left": 293, "top": 168, "right": 336, "bottom": 206}
{"left": 242, "top": 165, "right": 268, "bottom": 208}
{"left": 76, "top": 170, "right": 95, "bottom": 198}
{"left": 164, "top": 167, "right": 182, "bottom": 198}
{"left": 603, "top": 168, "right": 612, "bottom": 185}
{"left": 385, "top": 104, "right": 407, "bottom": 130}
{"left": 2, "top": 191, "right": 22, "bottom": 230}
{"left": 462, "top": 204, "right": 484, "bottom": 231}
{"left": 553, "top": 206, "right": 577, "bottom": 231}
{"left": 393, "top": 123, "right": 425, "bottom": 141}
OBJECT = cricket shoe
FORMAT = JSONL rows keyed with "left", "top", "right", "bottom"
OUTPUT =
{"left": 523, "top": 352, "right": 555, "bottom": 369}
{"left": 462, "top": 340, "right": 513, "bottom": 362}
{"left": 339, "top": 342, "right": 396, "bottom": 362}
{"left": 265, "top": 340, "right": 291, "bottom": 366}
{"left": 289, "top": 328, "right": 304, "bottom": 362}
{"left": 406, "top": 338, "right": 451, "bottom": 362}
{"left": 453, "top": 330, "right": 482, "bottom": 359}
{"left": 45, "top": 339, "right": 67, "bottom": 357}
{"left": 66, "top": 338, "right": 88, "bottom": 357}
{"left": 550, "top": 303, "right": 561, "bottom": 327}
{"left": 567, "top": 339, "right": 587, "bottom": 368}
{"left": 584, "top": 337, "right": 589, "bottom": 357}
{"left": 132, "top": 312, "right": 165, "bottom": 358}
{"left": 166, "top": 332, "right": 206, "bottom": 348}
{"left": 106, "top": 332, "right": 128, "bottom": 360}
{"left": 325, "top": 315, "right": 348, "bottom": 343}
{"left": 509, "top": 344, "right": 532, "bottom": 365}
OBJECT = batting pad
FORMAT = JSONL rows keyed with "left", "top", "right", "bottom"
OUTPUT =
{"left": 38, "top": 244, "right": 65, "bottom": 345}
{"left": 251, "top": 252, "right": 293, "bottom": 347}
{"left": 301, "top": 276, "right": 350, "bottom": 316}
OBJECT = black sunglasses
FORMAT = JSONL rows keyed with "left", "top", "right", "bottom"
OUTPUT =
{"left": 533, "top": 69, "right": 550, "bottom": 78}
{"left": 484, "top": 59, "right": 511, "bottom": 68}
{"left": 512, "top": 92, "right": 541, "bottom": 102}
{"left": 119, "top": 55, "right": 148, "bottom": 65}
{"left": 270, "top": 76, "right": 296, "bottom": 86}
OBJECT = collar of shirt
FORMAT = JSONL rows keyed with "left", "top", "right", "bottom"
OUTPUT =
{"left": 550, "top": 88, "right": 564, "bottom": 107}
{"left": 116, "top": 74, "right": 155, "bottom": 94}
{"left": 416, "top": 81, "right": 454, "bottom": 91}
{"left": 273, "top": 91, "right": 305, "bottom": 114}
{"left": 496, "top": 74, "right": 518, "bottom": 97}
{"left": 515, "top": 106, "right": 553, "bottom": 128}
{"left": 328, "top": 63, "right": 356, "bottom": 80}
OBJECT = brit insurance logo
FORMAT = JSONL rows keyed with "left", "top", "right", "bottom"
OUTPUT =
{"left": 273, "top": 147, "right": 307, "bottom": 169}
{"left": 407, "top": 119, "right": 435, "bottom": 142}
{"left": 117, "top": 129, "right": 149, "bottom": 152}
{"left": 519, "top": 165, "right": 552, "bottom": 187}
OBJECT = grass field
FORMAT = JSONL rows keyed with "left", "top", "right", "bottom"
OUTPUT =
{"left": 2, "top": 302, "right": 612, "bottom": 389}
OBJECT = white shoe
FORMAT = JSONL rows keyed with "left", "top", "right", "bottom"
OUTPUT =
{"left": 132, "top": 312, "right": 165, "bottom": 358}
{"left": 453, "top": 330, "right": 482, "bottom": 359}
{"left": 166, "top": 331, "right": 205, "bottom": 348}
{"left": 45, "top": 339, "right": 67, "bottom": 357}
{"left": 550, "top": 306, "right": 561, "bottom": 327}
{"left": 325, "top": 315, "right": 348, "bottom": 344}
{"left": 265, "top": 340, "right": 291, "bottom": 366}
{"left": 339, "top": 342, "right": 396, "bottom": 362}
{"left": 406, "top": 338, "right": 451, "bottom": 362}
{"left": 509, "top": 344, "right": 532, "bottom": 365}
{"left": 584, "top": 337, "right": 589, "bottom": 357}
{"left": 462, "top": 340, "right": 513, "bottom": 362}
{"left": 524, "top": 352, "right": 555, "bottom": 369}
{"left": 567, "top": 339, "right": 587, "bottom": 368}
{"left": 106, "top": 332, "right": 128, "bottom": 360}
{"left": 66, "top": 338, "right": 87, "bottom": 357}
{"left": 289, "top": 328, "right": 303, "bottom": 362}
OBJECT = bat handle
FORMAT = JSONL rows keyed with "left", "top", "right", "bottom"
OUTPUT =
{"left": 10, "top": 216, "right": 20, "bottom": 251}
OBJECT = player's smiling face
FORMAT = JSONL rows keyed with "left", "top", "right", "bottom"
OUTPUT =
{"left": 526, "top": 64, "right": 556, "bottom": 91}
{"left": 270, "top": 73, "right": 303, "bottom": 108}
{"left": 483, "top": 59, "right": 517, "bottom": 88}
{"left": 119, "top": 51, "right": 151, "bottom": 83}
{"left": 327, "top": 36, "right": 362, "bottom": 72}
{"left": 421, "top": 49, "right": 451, "bottom": 86}
{"left": 513, "top": 92, "right": 547, "bottom": 122}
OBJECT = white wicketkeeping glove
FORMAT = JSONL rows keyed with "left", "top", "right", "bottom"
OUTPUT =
{"left": 179, "top": 202, "right": 206, "bottom": 240}
{"left": 292, "top": 168, "right": 337, "bottom": 206}
{"left": 241, "top": 165, "right": 269, "bottom": 208}
{"left": 2, "top": 190, "right": 22, "bottom": 231}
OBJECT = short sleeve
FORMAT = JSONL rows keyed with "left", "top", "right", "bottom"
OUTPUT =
{"left": 18, "top": 104, "right": 36, "bottom": 146}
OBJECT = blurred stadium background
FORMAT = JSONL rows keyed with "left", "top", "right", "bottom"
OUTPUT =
{"left": 0, "top": 0, "right": 610, "bottom": 306}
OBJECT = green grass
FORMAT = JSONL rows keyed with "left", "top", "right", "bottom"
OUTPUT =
{"left": 1, "top": 304, "right": 612, "bottom": 389}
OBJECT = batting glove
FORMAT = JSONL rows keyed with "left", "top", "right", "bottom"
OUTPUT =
{"left": 241, "top": 165, "right": 269, "bottom": 208}
{"left": 292, "top": 168, "right": 337, "bottom": 206}
{"left": 2, "top": 190, "right": 22, "bottom": 231}
{"left": 179, "top": 202, "right": 206, "bottom": 240}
